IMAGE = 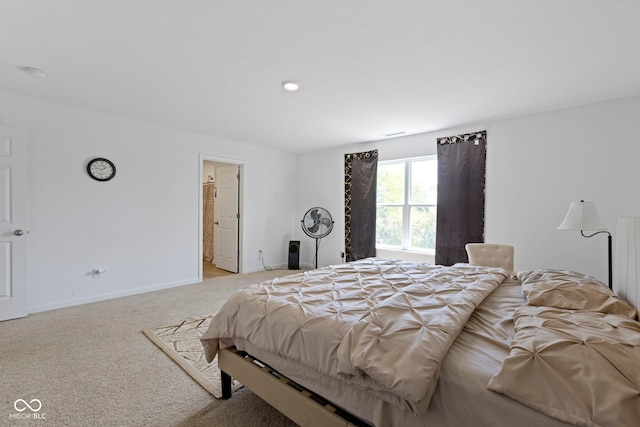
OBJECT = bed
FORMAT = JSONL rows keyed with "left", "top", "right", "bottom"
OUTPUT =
{"left": 200, "top": 257, "right": 640, "bottom": 427}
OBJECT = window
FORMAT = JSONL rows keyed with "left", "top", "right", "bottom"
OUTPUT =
{"left": 376, "top": 156, "right": 437, "bottom": 252}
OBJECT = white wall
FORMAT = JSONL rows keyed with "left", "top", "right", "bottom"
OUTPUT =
{"left": 484, "top": 96, "right": 640, "bottom": 280}
{"left": 4, "top": 89, "right": 638, "bottom": 313}
{"left": 0, "top": 91, "right": 297, "bottom": 313}
{"left": 295, "top": 96, "right": 640, "bottom": 284}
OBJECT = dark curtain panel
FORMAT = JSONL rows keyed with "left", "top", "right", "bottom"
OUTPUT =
{"left": 435, "top": 131, "right": 487, "bottom": 265}
{"left": 344, "top": 149, "right": 378, "bottom": 262}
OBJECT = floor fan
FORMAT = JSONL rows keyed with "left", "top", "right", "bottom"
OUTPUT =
{"left": 300, "top": 207, "right": 334, "bottom": 269}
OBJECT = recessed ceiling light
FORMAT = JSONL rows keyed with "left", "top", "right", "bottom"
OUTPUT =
{"left": 281, "top": 80, "right": 301, "bottom": 91}
{"left": 18, "top": 66, "right": 47, "bottom": 78}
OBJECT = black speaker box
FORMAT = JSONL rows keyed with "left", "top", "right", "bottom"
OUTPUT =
{"left": 288, "top": 240, "right": 300, "bottom": 270}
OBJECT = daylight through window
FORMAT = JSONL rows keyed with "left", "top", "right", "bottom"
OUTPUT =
{"left": 376, "top": 156, "right": 437, "bottom": 252}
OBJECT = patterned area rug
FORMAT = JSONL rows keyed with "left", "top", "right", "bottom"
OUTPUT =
{"left": 143, "top": 313, "right": 240, "bottom": 398}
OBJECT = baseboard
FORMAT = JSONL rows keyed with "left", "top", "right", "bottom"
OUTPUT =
{"left": 27, "top": 277, "right": 200, "bottom": 314}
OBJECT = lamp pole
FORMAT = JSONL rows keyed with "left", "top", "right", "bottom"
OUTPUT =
{"left": 581, "top": 230, "right": 613, "bottom": 289}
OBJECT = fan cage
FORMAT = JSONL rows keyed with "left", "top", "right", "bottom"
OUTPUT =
{"left": 301, "top": 207, "right": 334, "bottom": 239}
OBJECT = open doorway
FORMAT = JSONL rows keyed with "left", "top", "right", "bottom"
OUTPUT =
{"left": 200, "top": 155, "right": 243, "bottom": 280}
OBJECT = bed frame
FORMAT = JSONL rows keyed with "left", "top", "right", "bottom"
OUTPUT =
{"left": 219, "top": 346, "right": 368, "bottom": 427}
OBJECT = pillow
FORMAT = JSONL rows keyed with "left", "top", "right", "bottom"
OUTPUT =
{"left": 517, "top": 269, "right": 637, "bottom": 319}
{"left": 488, "top": 306, "right": 640, "bottom": 427}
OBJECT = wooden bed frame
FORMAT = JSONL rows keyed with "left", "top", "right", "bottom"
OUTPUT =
{"left": 219, "top": 346, "right": 369, "bottom": 427}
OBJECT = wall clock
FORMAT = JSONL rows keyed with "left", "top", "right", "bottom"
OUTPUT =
{"left": 87, "top": 157, "right": 116, "bottom": 181}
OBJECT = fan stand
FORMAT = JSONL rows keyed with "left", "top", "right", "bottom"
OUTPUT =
{"left": 313, "top": 237, "right": 320, "bottom": 269}
{"left": 300, "top": 207, "right": 334, "bottom": 270}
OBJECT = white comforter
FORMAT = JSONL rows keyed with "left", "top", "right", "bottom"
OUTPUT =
{"left": 201, "top": 258, "right": 508, "bottom": 413}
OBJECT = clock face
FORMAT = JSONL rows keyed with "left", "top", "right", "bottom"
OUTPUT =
{"left": 87, "top": 158, "right": 116, "bottom": 181}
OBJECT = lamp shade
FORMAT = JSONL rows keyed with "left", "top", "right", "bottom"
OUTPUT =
{"left": 557, "top": 201, "right": 607, "bottom": 231}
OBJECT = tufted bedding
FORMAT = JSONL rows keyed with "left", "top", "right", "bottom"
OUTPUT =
{"left": 487, "top": 269, "right": 640, "bottom": 427}
{"left": 200, "top": 259, "right": 640, "bottom": 427}
{"left": 201, "top": 258, "right": 507, "bottom": 414}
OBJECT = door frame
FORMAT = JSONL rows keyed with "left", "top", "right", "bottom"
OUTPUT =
{"left": 198, "top": 154, "right": 244, "bottom": 280}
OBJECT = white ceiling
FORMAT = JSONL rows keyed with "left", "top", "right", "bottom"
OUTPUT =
{"left": 1, "top": 1, "right": 639, "bottom": 154}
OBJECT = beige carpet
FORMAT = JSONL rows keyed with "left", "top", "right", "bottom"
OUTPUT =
{"left": 0, "top": 269, "right": 298, "bottom": 427}
{"left": 143, "top": 313, "right": 240, "bottom": 398}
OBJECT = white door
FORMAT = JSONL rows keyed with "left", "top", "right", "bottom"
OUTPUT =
{"left": 0, "top": 126, "right": 28, "bottom": 321}
{"left": 214, "top": 165, "right": 239, "bottom": 273}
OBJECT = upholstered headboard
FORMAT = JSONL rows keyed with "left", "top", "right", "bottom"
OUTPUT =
{"left": 615, "top": 217, "right": 640, "bottom": 311}
{"left": 465, "top": 243, "right": 514, "bottom": 273}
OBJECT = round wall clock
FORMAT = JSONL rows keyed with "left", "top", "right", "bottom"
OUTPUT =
{"left": 87, "top": 157, "right": 116, "bottom": 181}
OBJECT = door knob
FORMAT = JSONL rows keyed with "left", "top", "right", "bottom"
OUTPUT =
{"left": 214, "top": 221, "right": 219, "bottom": 225}
{"left": 14, "top": 229, "right": 24, "bottom": 236}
